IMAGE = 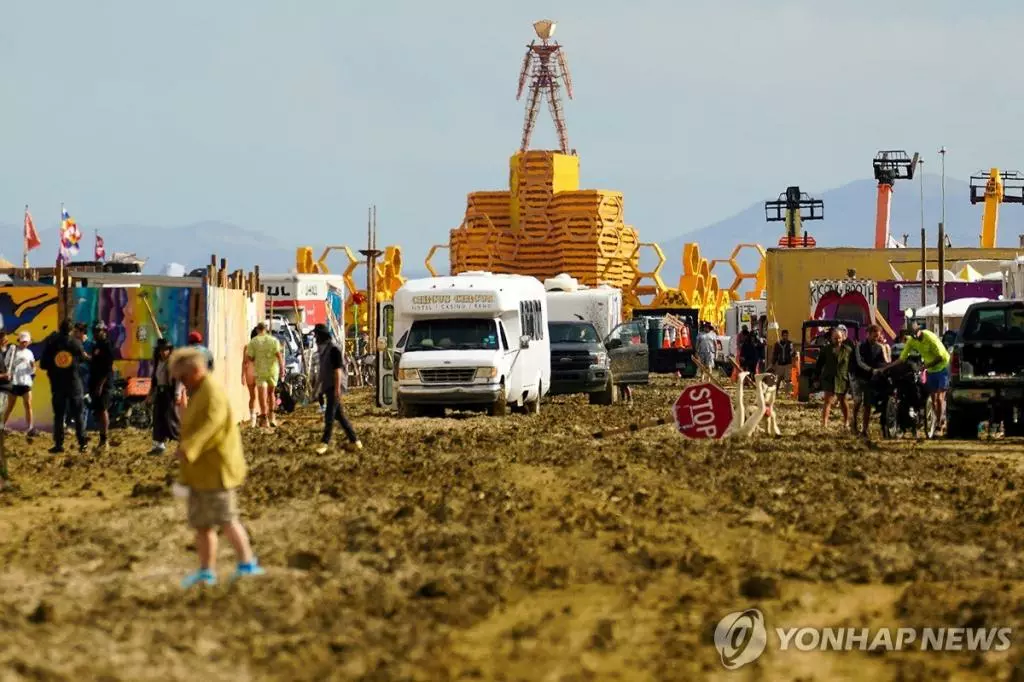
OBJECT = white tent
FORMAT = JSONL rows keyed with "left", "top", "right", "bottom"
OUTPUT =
{"left": 912, "top": 297, "right": 991, "bottom": 319}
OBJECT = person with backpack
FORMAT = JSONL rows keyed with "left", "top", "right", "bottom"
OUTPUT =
{"left": 312, "top": 324, "right": 362, "bottom": 455}
{"left": 39, "top": 319, "right": 89, "bottom": 453}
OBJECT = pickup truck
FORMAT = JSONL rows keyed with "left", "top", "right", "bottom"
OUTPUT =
{"left": 947, "top": 300, "right": 1024, "bottom": 438}
{"left": 548, "top": 320, "right": 649, "bottom": 404}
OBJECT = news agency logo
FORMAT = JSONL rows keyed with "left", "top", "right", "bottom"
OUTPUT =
{"left": 714, "top": 609, "right": 768, "bottom": 670}
{"left": 714, "top": 608, "right": 1014, "bottom": 670}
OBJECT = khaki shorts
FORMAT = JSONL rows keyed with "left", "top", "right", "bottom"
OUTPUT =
{"left": 187, "top": 488, "right": 239, "bottom": 529}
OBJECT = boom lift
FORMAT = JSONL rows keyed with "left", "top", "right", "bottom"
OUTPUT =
{"left": 873, "top": 150, "right": 919, "bottom": 248}
{"left": 766, "top": 186, "right": 823, "bottom": 248}
{"left": 970, "top": 168, "right": 1024, "bottom": 248}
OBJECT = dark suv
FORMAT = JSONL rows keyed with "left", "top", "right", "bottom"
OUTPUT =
{"left": 947, "top": 300, "right": 1024, "bottom": 438}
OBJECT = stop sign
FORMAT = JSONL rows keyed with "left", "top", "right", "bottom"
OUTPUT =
{"left": 674, "top": 383, "right": 733, "bottom": 439}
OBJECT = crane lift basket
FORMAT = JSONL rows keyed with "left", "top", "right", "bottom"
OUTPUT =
{"left": 765, "top": 186, "right": 823, "bottom": 248}
{"left": 873, "top": 150, "right": 919, "bottom": 184}
{"left": 970, "top": 170, "right": 1024, "bottom": 205}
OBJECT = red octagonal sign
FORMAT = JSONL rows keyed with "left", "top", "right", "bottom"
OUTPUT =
{"left": 674, "top": 383, "right": 734, "bottom": 439}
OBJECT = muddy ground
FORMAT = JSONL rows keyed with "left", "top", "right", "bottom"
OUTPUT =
{"left": 1, "top": 377, "right": 1024, "bottom": 681}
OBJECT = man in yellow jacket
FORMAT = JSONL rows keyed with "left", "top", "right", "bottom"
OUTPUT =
{"left": 169, "top": 347, "right": 264, "bottom": 588}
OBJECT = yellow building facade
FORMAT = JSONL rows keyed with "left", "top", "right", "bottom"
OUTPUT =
{"left": 766, "top": 246, "right": 1020, "bottom": 339}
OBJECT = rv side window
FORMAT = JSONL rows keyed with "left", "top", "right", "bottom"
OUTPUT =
{"left": 519, "top": 300, "right": 544, "bottom": 340}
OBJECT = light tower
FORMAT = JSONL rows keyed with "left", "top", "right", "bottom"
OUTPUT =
{"left": 516, "top": 20, "right": 574, "bottom": 153}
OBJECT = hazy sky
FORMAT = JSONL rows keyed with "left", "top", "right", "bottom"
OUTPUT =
{"left": 3, "top": 0, "right": 1024, "bottom": 260}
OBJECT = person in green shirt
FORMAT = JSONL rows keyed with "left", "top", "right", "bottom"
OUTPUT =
{"left": 815, "top": 328, "right": 852, "bottom": 428}
{"left": 246, "top": 322, "right": 285, "bottom": 428}
{"left": 885, "top": 321, "right": 950, "bottom": 432}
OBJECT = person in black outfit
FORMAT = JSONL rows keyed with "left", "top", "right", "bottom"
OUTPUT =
{"left": 770, "top": 329, "right": 795, "bottom": 384}
{"left": 740, "top": 330, "right": 763, "bottom": 375}
{"left": 89, "top": 323, "right": 116, "bottom": 450}
{"left": 39, "top": 319, "right": 89, "bottom": 453}
{"left": 312, "top": 324, "right": 362, "bottom": 455}
{"left": 850, "top": 324, "right": 888, "bottom": 437}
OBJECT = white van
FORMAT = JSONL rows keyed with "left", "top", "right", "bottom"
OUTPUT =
{"left": 388, "top": 272, "right": 550, "bottom": 417}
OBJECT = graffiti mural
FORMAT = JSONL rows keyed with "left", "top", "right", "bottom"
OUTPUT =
{"left": 72, "top": 286, "right": 192, "bottom": 378}
{"left": 808, "top": 279, "right": 877, "bottom": 323}
{"left": 0, "top": 286, "right": 59, "bottom": 431}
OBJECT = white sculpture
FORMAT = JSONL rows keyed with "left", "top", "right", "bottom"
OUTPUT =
{"left": 729, "top": 371, "right": 781, "bottom": 438}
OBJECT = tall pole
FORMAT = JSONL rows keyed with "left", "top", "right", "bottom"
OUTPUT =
{"left": 22, "top": 205, "right": 29, "bottom": 270}
{"left": 920, "top": 227, "right": 927, "bottom": 310}
{"left": 359, "top": 205, "right": 383, "bottom": 363}
{"left": 939, "top": 147, "right": 947, "bottom": 234}
{"left": 918, "top": 158, "right": 925, "bottom": 243}
{"left": 938, "top": 221, "right": 946, "bottom": 332}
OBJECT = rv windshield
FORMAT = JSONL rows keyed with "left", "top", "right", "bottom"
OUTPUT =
{"left": 549, "top": 322, "right": 600, "bottom": 344}
{"left": 406, "top": 319, "right": 500, "bottom": 351}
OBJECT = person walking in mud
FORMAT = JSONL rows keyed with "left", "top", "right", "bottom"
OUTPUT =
{"left": 694, "top": 322, "right": 717, "bottom": 378}
{"left": 246, "top": 322, "right": 284, "bottom": 429}
{"left": 313, "top": 324, "right": 362, "bottom": 455}
{"left": 39, "top": 319, "right": 89, "bottom": 454}
{"left": 169, "top": 347, "right": 263, "bottom": 588}
{"left": 88, "top": 324, "right": 116, "bottom": 451}
{"left": 770, "top": 329, "right": 795, "bottom": 386}
{"left": 850, "top": 324, "right": 887, "bottom": 437}
{"left": 149, "top": 338, "right": 182, "bottom": 455}
{"left": 883, "top": 321, "right": 950, "bottom": 434}
{"left": 242, "top": 327, "right": 259, "bottom": 428}
{"left": 815, "top": 328, "right": 851, "bottom": 429}
{"left": 1, "top": 332, "right": 37, "bottom": 436}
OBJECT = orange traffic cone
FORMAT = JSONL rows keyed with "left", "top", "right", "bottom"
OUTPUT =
{"left": 679, "top": 325, "right": 691, "bottom": 349}
{"left": 791, "top": 359, "right": 800, "bottom": 398}
{"left": 662, "top": 332, "right": 671, "bottom": 349}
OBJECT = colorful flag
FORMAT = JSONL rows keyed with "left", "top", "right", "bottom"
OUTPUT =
{"left": 95, "top": 233, "right": 106, "bottom": 261}
{"left": 59, "top": 206, "right": 82, "bottom": 263}
{"left": 24, "top": 207, "right": 40, "bottom": 251}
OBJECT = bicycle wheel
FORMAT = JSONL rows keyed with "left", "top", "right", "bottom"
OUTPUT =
{"left": 921, "top": 401, "right": 937, "bottom": 439}
{"left": 880, "top": 396, "right": 899, "bottom": 439}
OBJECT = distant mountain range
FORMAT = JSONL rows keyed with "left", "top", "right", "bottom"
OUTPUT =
{"left": 4, "top": 174, "right": 1021, "bottom": 284}
{"left": 658, "top": 173, "right": 1024, "bottom": 284}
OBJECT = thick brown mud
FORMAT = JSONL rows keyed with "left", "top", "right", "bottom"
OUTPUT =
{"left": 1, "top": 377, "right": 1023, "bottom": 681}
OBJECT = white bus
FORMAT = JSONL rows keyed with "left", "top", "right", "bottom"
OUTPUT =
{"left": 388, "top": 272, "right": 550, "bottom": 417}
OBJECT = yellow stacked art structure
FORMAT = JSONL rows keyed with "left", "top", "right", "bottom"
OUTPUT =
{"left": 295, "top": 245, "right": 406, "bottom": 329}
{"left": 441, "top": 149, "right": 761, "bottom": 328}
{"left": 449, "top": 150, "right": 639, "bottom": 290}
{"left": 624, "top": 242, "right": 733, "bottom": 327}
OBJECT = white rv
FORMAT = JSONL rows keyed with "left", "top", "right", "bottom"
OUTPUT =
{"left": 389, "top": 272, "right": 550, "bottom": 417}
{"left": 543, "top": 273, "right": 622, "bottom": 339}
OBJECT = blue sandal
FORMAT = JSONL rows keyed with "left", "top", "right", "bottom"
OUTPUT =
{"left": 232, "top": 558, "right": 266, "bottom": 580}
{"left": 181, "top": 568, "right": 217, "bottom": 588}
